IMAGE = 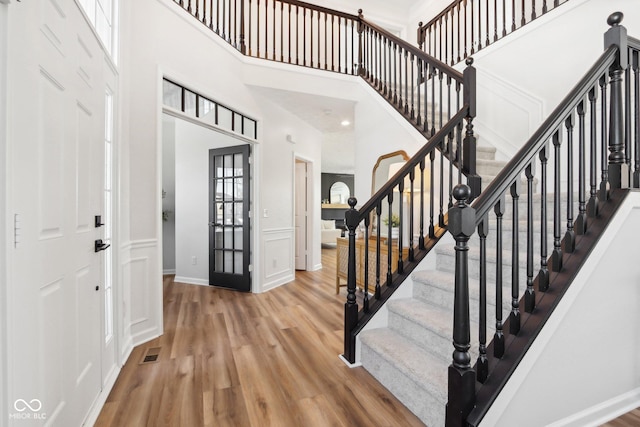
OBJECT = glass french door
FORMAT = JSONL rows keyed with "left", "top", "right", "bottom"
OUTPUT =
{"left": 209, "top": 145, "right": 251, "bottom": 291}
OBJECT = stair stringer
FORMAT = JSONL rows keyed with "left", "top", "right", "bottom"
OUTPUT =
{"left": 479, "top": 191, "right": 640, "bottom": 427}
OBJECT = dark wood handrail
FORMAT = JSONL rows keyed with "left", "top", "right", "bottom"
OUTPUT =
{"left": 276, "top": 0, "right": 359, "bottom": 20}
{"left": 472, "top": 46, "right": 617, "bottom": 221}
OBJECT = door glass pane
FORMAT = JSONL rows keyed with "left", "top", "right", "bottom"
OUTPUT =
{"left": 224, "top": 155, "right": 233, "bottom": 177}
{"left": 234, "top": 202, "right": 243, "bottom": 225}
{"left": 233, "top": 178, "right": 243, "bottom": 200}
{"left": 218, "top": 106, "right": 232, "bottom": 129}
{"left": 199, "top": 98, "right": 215, "bottom": 125}
{"left": 234, "top": 229, "right": 243, "bottom": 250}
{"left": 243, "top": 118, "right": 256, "bottom": 139}
{"left": 163, "top": 80, "right": 182, "bottom": 110}
{"left": 234, "top": 153, "right": 243, "bottom": 175}
{"left": 184, "top": 90, "right": 197, "bottom": 116}
{"left": 224, "top": 251, "right": 233, "bottom": 272}
{"left": 215, "top": 250, "right": 223, "bottom": 270}
{"left": 215, "top": 155, "right": 223, "bottom": 178}
{"left": 234, "top": 252, "right": 242, "bottom": 274}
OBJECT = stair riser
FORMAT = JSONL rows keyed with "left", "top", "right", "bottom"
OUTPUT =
{"left": 388, "top": 310, "right": 455, "bottom": 363}
{"left": 413, "top": 282, "right": 512, "bottom": 326}
{"left": 436, "top": 249, "right": 529, "bottom": 284}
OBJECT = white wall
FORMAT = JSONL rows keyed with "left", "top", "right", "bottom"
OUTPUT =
{"left": 482, "top": 191, "right": 640, "bottom": 427}
{"left": 0, "top": 2, "right": 8, "bottom": 422}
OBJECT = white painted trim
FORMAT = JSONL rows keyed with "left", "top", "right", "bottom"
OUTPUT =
{"left": 162, "top": 269, "right": 176, "bottom": 275}
{"left": 264, "top": 227, "right": 295, "bottom": 234}
{"left": 339, "top": 354, "right": 362, "bottom": 368}
{"left": 293, "top": 153, "right": 314, "bottom": 272}
{"left": 0, "top": 2, "right": 8, "bottom": 422}
{"left": 261, "top": 274, "right": 296, "bottom": 292}
{"left": 547, "top": 387, "right": 640, "bottom": 427}
{"left": 174, "top": 276, "right": 210, "bottom": 286}
{"left": 131, "top": 325, "right": 163, "bottom": 349}
{"left": 82, "top": 362, "right": 122, "bottom": 427}
{"left": 162, "top": 107, "right": 258, "bottom": 145}
{"left": 311, "top": 263, "right": 323, "bottom": 272}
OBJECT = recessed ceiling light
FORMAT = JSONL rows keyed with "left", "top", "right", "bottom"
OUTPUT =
{"left": 341, "top": 120, "right": 350, "bottom": 126}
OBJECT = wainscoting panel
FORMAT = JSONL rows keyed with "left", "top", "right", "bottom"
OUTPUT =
{"left": 262, "top": 228, "right": 294, "bottom": 292}
{"left": 120, "top": 239, "right": 162, "bottom": 351}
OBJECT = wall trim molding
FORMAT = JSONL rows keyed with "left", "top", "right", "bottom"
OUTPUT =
{"left": 174, "top": 276, "right": 209, "bottom": 286}
{"left": 547, "top": 387, "right": 640, "bottom": 427}
{"left": 163, "top": 269, "right": 176, "bottom": 275}
{"left": 262, "top": 274, "right": 295, "bottom": 292}
{"left": 81, "top": 362, "right": 122, "bottom": 427}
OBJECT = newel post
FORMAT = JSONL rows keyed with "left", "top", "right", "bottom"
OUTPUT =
{"left": 445, "top": 185, "right": 476, "bottom": 427}
{"left": 463, "top": 58, "right": 481, "bottom": 199}
{"left": 604, "top": 12, "right": 629, "bottom": 189}
{"left": 357, "top": 9, "right": 365, "bottom": 77}
{"left": 417, "top": 21, "right": 424, "bottom": 51}
{"left": 343, "top": 197, "right": 359, "bottom": 364}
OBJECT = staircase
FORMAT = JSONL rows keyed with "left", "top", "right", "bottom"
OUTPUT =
{"left": 359, "top": 144, "right": 560, "bottom": 425}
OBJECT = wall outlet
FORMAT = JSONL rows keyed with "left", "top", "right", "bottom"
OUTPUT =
{"left": 191, "top": 256, "right": 197, "bottom": 265}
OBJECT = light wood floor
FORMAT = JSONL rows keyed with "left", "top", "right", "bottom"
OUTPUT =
{"left": 95, "top": 248, "right": 424, "bottom": 427}
{"left": 601, "top": 408, "right": 640, "bottom": 426}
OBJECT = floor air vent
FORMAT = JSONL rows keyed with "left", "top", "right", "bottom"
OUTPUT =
{"left": 140, "top": 347, "right": 161, "bottom": 364}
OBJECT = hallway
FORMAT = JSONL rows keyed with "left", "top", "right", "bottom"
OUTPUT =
{"left": 95, "top": 249, "right": 424, "bottom": 426}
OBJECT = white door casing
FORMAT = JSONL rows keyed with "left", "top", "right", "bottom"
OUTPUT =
{"left": 294, "top": 159, "right": 307, "bottom": 270}
{"left": 6, "top": 0, "right": 114, "bottom": 425}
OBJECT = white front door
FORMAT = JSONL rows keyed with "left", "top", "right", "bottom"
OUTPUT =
{"left": 7, "top": 1, "right": 107, "bottom": 425}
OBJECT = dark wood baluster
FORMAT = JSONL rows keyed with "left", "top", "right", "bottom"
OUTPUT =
{"left": 542, "top": 0, "right": 548, "bottom": 13}
{"left": 303, "top": 8, "right": 306, "bottom": 67}
{"left": 229, "top": 0, "right": 233, "bottom": 43}
{"left": 625, "top": 51, "right": 632, "bottom": 185}
{"left": 470, "top": 0, "right": 475, "bottom": 54}
{"left": 201, "top": 0, "right": 205, "bottom": 23}
{"left": 383, "top": 37, "right": 388, "bottom": 96}
{"left": 247, "top": 0, "right": 252, "bottom": 54}
{"left": 221, "top": 0, "right": 226, "bottom": 39}
{"left": 214, "top": 0, "right": 219, "bottom": 30}
{"left": 525, "top": 162, "right": 535, "bottom": 312}
{"left": 423, "top": 62, "right": 429, "bottom": 132}
{"left": 387, "top": 193, "right": 394, "bottom": 286}
{"left": 494, "top": 0, "right": 498, "bottom": 42}
{"left": 416, "top": 59, "right": 422, "bottom": 126}
{"left": 485, "top": 0, "right": 490, "bottom": 47}
{"left": 444, "top": 12, "right": 449, "bottom": 65}
{"left": 363, "top": 214, "right": 370, "bottom": 312}
{"left": 376, "top": 203, "right": 382, "bottom": 299}
{"left": 477, "top": 0, "right": 482, "bottom": 51}
{"left": 509, "top": 181, "right": 520, "bottom": 335}
{"left": 179, "top": 0, "right": 184, "bottom": 8}
{"left": 538, "top": 144, "right": 550, "bottom": 291}
{"left": 563, "top": 113, "right": 576, "bottom": 253}
{"left": 324, "top": 13, "right": 328, "bottom": 70}
{"left": 494, "top": 197, "right": 505, "bottom": 358}
{"left": 331, "top": 15, "right": 335, "bottom": 71}
{"left": 430, "top": 150, "right": 436, "bottom": 237}
{"left": 511, "top": 0, "right": 516, "bottom": 31}
{"left": 531, "top": 0, "right": 537, "bottom": 20}
{"left": 376, "top": 32, "right": 381, "bottom": 89}
{"left": 408, "top": 170, "right": 415, "bottom": 262}
{"left": 351, "top": 18, "right": 355, "bottom": 75}
{"left": 188, "top": 0, "right": 192, "bottom": 13}
{"left": 272, "top": 0, "right": 275, "bottom": 61}
{"left": 477, "top": 215, "right": 489, "bottom": 383}
{"left": 309, "top": 9, "right": 314, "bottom": 68}
{"left": 410, "top": 54, "right": 415, "bottom": 119}
{"left": 448, "top": 131, "right": 454, "bottom": 208}
{"left": 576, "top": 101, "right": 587, "bottom": 235}
{"left": 398, "top": 177, "right": 405, "bottom": 275}
{"left": 634, "top": 50, "right": 640, "bottom": 188}
{"left": 234, "top": 0, "right": 238, "bottom": 48}
{"left": 255, "top": 0, "right": 258, "bottom": 54}
{"left": 450, "top": 9, "right": 455, "bottom": 65}
{"left": 404, "top": 50, "right": 409, "bottom": 115}
{"left": 446, "top": 185, "right": 476, "bottom": 427}
{"left": 551, "top": 130, "right": 563, "bottom": 272}
{"left": 520, "top": 0, "right": 525, "bottom": 26}
{"left": 502, "top": 0, "right": 507, "bottom": 36}
{"left": 296, "top": 6, "right": 299, "bottom": 65}
{"left": 431, "top": 67, "right": 436, "bottom": 136}
{"left": 439, "top": 69, "right": 444, "bottom": 131}
{"left": 263, "top": 0, "right": 267, "bottom": 58}
{"left": 240, "top": 0, "right": 246, "bottom": 53}
{"left": 438, "top": 17, "right": 442, "bottom": 63}
{"left": 393, "top": 43, "right": 398, "bottom": 105}
{"left": 280, "top": 3, "right": 284, "bottom": 63}
{"left": 463, "top": 0, "right": 468, "bottom": 59}
{"left": 457, "top": 3, "right": 462, "bottom": 63}
{"left": 439, "top": 141, "right": 445, "bottom": 227}
{"left": 587, "top": 87, "right": 599, "bottom": 217}
{"left": 419, "top": 159, "right": 426, "bottom": 249}
{"left": 599, "top": 74, "right": 610, "bottom": 201}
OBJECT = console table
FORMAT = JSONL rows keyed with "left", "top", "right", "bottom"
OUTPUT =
{"left": 335, "top": 237, "right": 408, "bottom": 294}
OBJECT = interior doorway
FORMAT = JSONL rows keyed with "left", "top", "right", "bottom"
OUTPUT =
{"left": 294, "top": 157, "right": 311, "bottom": 271}
{"left": 162, "top": 113, "right": 254, "bottom": 289}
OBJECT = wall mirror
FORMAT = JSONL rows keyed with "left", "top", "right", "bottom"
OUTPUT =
{"left": 329, "top": 181, "right": 350, "bottom": 204}
{"left": 371, "top": 150, "right": 410, "bottom": 196}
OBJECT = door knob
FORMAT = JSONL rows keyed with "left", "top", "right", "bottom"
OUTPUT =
{"left": 95, "top": 239, "right": 111, "bottom": 253}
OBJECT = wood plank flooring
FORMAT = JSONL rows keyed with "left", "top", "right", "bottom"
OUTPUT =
{"left": 95, "top": 248, "right": 424, "bottom": 427}
{"left": 601, "top": 408, "right": 640, "bottom": 426}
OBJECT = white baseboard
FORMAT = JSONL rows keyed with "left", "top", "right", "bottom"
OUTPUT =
{"left": 81, "top": 363, "right": 121, "bottom": 426}
{"left": 547, "top": 387, "right": 640, "bottom": 427}
{"left": 173, "top": 276, "right": 209, "bottom": 286}
{"left": 339, "top": 354, "right": 362, "bottom": 368}
{"left": 262, "top": 274, "right": 295, "bottom": 292}
{"left": 162, "top": 269, "right": 176, "bottom": 275}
